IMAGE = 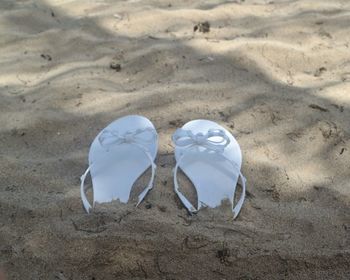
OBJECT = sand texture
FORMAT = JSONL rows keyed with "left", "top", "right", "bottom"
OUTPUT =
{"left": 0, "top": 0, "right": 350, "bottom": 279}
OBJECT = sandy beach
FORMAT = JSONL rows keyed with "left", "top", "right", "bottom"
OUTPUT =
{"left": 0, "top": 0, "right": 349, "bottom": 279}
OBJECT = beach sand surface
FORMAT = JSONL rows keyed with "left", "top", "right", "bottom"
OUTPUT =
{"left": 0, "top": 0, "right": 349, "bottom": 279}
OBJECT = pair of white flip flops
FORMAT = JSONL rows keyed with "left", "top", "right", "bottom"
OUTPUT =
{"left": 80, "top": 115, "right": 246, "bottom": 219}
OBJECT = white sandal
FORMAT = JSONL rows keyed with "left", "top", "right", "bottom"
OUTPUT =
{"left": 172, "top": 119, "right": 246, "bottom": 219}
{"left": 80, "top": 115, "right": 158, "bottom": 213}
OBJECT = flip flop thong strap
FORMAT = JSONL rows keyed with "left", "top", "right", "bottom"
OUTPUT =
{"left": 80, "top": 166, "right": 92, "bottom": 213}
{"left": 173, "top": 155, "right": 198, "bottom": 214}
{"left": 80, "top": 128, "right": 157, "bottom": 213}
{"left": 133, "top": 143, "right": 157, "bottom": 206}
{"left": 233, "top": 172, "right": 246, "bottom": 219}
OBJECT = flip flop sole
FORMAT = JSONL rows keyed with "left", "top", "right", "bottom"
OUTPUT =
{"left": 83, "top": 115, "right": 158, "bottom": 210}
{"left": 174, "top": 119, "right": 243, "bottom": 211}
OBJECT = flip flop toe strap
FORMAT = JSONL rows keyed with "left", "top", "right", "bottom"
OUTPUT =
{"left": 173, "top": 158, "right": 198, "bottom": 214}
{"left": 80, "top": 166, "right": 93, "bottom": 213}
{"left": 134, "top": 144, "right": 157, "bottom": 206}
{"left": 232, "top": 172, "right": 246, "bottom": 219}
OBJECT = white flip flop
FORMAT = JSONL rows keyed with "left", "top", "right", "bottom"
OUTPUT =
{"left": 172, "top": 119, "right": 246, "bottom": 219}
{"left": 80, "top": 115, "right": 158, "bottom": 213}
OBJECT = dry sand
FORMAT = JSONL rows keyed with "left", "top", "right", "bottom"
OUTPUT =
{"left": 0, "top": 0, "right": 350, "bottom": 279}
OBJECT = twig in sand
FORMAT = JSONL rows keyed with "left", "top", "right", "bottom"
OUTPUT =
{"left": 71, "top": 219, "right": 107, "bottom": 233}
{"left": 309, "top": 104, "right": 328, "bottom": 112}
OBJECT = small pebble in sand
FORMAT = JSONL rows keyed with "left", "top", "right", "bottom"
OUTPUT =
{"left": 40, "top": 54, "right": 52, "bottom": 61}
{"left": 145, "top": 203, "right": 152, "bottom": 209}
{"left": 314, "top": 66, "right": 327, "bottom": 77}
{"left": 110, "top": 62, "right": 121, "bottom": 72}
{"left": 194, "top": 21, "right": 210, "bottom": 33}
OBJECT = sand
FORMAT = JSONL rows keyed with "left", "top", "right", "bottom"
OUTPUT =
{"left": 0, "top": 0, "right": 349, "bottom": 279}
